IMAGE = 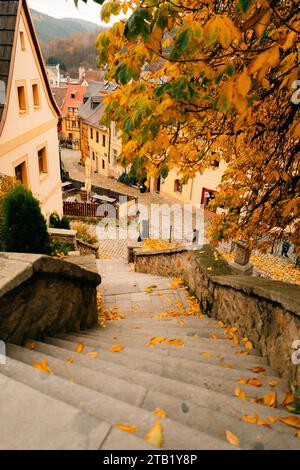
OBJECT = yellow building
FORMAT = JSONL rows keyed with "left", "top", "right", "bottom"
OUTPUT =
{"left": 152, "top": 161, "right": 227, "bottom": 210}
{"left": 79, "top": 85, "right": 123, "bottom": 179}
{"left": 0, "top": 0, "right": 63, "bottom": 216}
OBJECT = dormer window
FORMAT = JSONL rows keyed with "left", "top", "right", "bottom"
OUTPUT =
{"left": 70, "top": 92, "right": 77, "bottom": 99}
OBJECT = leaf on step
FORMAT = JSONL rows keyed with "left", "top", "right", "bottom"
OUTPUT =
{"left": 113, "top": 305, "right": 120, "bottom": 309}
{"left": 236, "top": 350, "right": 249, "bottom": 356}
{"left": 144, "top": 420, "right": 163, "bottom": 448}
{"left": 219, "top": 364, "right": 233, "bottom": 369}
{"left": 245, "top": 341, "right": 253, "bottom": 349}
{"left": 131, "top": 326, "right": 141, "bottom": 330}
{"left": 263, "top": 392, "right": 277, "bottom": 407}
{"left": 116, "top": 423, "right": 138, "bottom": 433}
{"left": 202, "top": 351, "right": 213, "bottom": 358}
{"left": 237, "top": 378, "right": 262, "bottom": 387}
{"left": 86, "top": 351, "right": 98, "bottom": 358}
{"left": 267, "top": 416, "right": 278, "bottom": 423}
{"left": 226, "top": 430, "right": 240, "bottom": 447}
{"left": 165, "top": 338, "right": 184, "bottom": 346}
{"left": 147, "top": 284, "right": 158, "bottom": 290}
{"left": 153, "top": 408, "right": 167, "bottom": 418}
{"left": 177, "top": 319, "right": 185, "bottom": 327}
{"left": 209, "top": 332, "right": 219, "bottom": 340}
{"left": 75, "top": 342, "right": 85, "bottom": 353}
{"left": 268, "top": 380, "right": 278, "bottom": 388}
{"left": 109, "top": 344, "right": 124, "bottom": 353}
{"left": 296, "top": 430, "right": 300, "bottom": 438}
{"left": 218, "top": 321, "right": 225, "bottom": 327}
{"left": 33, "top": 358, "right": 53, "bottom": 374}
{"left": 66, "top": 357, "right": 74, "bottom": 363}
{"left": 248, "top": 366, "right": 266, "bottom": 374}
{"left": 242, "top": 415, "right": 271, "bottom": 428}
{"left": 234, "top": 387, "right": 247, "bottom": 400}
{"left": 280, "top": 393, "right": 295, "bottom": 407}
{"left": 279, "top": 416, "right": 300, "bottom": 429}
{"left": 146, "top": 337, "right": 166, "bottom": 347}
{"left": 25, "top": 342, "right": 36, "bottom": 350}
{"left": 241, "top": 337, "right": 249, "bottom": 342}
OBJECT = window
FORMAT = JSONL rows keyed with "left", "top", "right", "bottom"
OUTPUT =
{"left": 70, "top": 92, "right": 77, "bottom": 99}
{"left": 113, "top": 123, "right": 118, "bottom": 137}
{"left": 17, "top": 85, "right": 27, "bottom": 113}
{"left": 90, "top": 128, "right": 93, "bottom": 139}
{"left": 92, "top": 152, "right": 95, "bottom": 161}
{"left": 68, "top": 107, "right": 78, "bottom": 114}
{"left": 113, "top": 149, "right": 118, "bottom": 166}
{"left": 102, "top": 135, "right": 106, "bottom": 147}
{"left": 20, "top": 31, "right": 26, "bottom": 51}
{"left": 96, "top": 131, "right": 99, "bottom": 143}
{"left": 38, "top": 146, "right": 48, "bottom": 176}
{"left": 15, "top": 161, "right": 28, "bottom": 187}
{"left": 72, "top": 120, "right": 77, "bottom": 129}
{"left": 32, "top": 83, "right": 40, "bottom": 108}
{"left": 174, "top": 179, "right": 183, "bottom": 193}
{"left": 102, "top": 159, "right": 105, "bottom": 170}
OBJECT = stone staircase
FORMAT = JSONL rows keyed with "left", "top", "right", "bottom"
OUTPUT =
{"left": 0, "top": 259, "right": 299, "bottom": 450}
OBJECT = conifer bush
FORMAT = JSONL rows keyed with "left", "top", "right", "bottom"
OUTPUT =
{"left": 2, "top": 185, "right": 51, "bottom": 254}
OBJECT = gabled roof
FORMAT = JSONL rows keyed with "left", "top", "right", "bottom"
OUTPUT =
{"left": 51, "top": 86, "right": 68, "bottom": 110}
{"left": 0, "top": 0, "right": 60, "bottom": 131}
{"left": 60, "top": 83, "right": 87, "bottom": 117}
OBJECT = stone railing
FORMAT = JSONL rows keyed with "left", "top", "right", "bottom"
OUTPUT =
{"left": 0, "top": 252, "right": 101, "bottom": 345}
{"left": 77, "top": 239, "right": 100, "bottom": 258}
{"left": 134, "top": 245, "right": 300, "bottom": 388}
{"left": 48, "top": 227, "right": 78, "bottom": 251}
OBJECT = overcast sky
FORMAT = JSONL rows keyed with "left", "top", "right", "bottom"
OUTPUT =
{"left": 28, "top": 0, "right": 108, "bottom": 25}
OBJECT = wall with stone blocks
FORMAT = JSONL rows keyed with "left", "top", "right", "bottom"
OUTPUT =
{"left": 135, "top": 245, "right": 300, "bottom": 388}
{"left": 0, "top": 253, "right": 101, "bottom": 345}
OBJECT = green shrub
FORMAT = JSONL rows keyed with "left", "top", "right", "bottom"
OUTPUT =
{"left": 50, "top": 239, "right": 71, "bottom": 258}
{"left": 2, "top": 185, "right": 51, "bottom": 254}
{"left": 49, "top": 211, "right": 70, "bottom": 229}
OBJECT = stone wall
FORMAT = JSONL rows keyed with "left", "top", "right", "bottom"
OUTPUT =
{"left": 48, "top": 228, "right": 78, "bottom": 251}
{"left": 0, "top": 253, "right": 101, "bottom": 345}
{"left": 135, "top": 245, "right": 300, "bottom": 388}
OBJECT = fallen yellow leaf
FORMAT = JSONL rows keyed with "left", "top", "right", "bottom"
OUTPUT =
{"left": 75, "top": 342, "right": 84, "bottom": 353}
{"left": 144, "top": 420, "right": 163, "bottom": 448}
{"left": 249, "top": 366, "right": 266, "bottom": 374}
{"left": 153, "top": 408, "right": 167, "bottom": 418}
{"left": 109, "top": 344, "right": 124, "bottom": 353}
{"left": 263, "top": 392, "right": 277, "bottom": 407}
{"left": 236, "top": 350, "right": 249, "bottom": 356}
{"left": 66, "top": 357, "right": 74, "bottom": 363}
{"left": 209, "top": 332, "right": 219, "bottom": 340}
{"left": 234, "top": 387, "right": 247, "bottom": 400}
{"left": 25, "top": 342, "right": 36, "bottom": 350}
{"left": 202, "top": 351, "right": 212, "bottom": 358}
{"left": 267, "top": 416, "right": 278, "bottom": 423}
{"left": 33, "top": 358, "right": 53, "bottom": 374}
{"left": 279, "top": 416, "right": 300, "bottom": 429}
{"left": 164, "top": 338, "right": 184, "bottom": 346}
{"left": 177, "top": 320, "right": 185, "bottom": 327}
{"left": 268, "top": 380, "right": 278, "bottom": 388}
{"left": 296, "top": 430, "right": 300, "bottom": 438}
{"left": 245, "top": 341, "right": 253, "bottom": 349}
{"left": 86, "top": 351, "right": 98, "bottom": 358}
{"left": 131, "top": 326, "right": 141, "bottom": 330}
{"left": 226, "top": 430, "right": 240, "bottom": 447}
{"left": 242, "top": 415, "right": 271, "bottom": 428}
{"left": 116, "top": 423, "right": 138, "bottom": 433}
{"left": 146, "top": 337, "right": 166, "bottom": 347}
{"left": 237, "top": 378, "right": 262, "bottom": 387}
{"left": 280, "top": 393, "right": 294, "bottom": 407}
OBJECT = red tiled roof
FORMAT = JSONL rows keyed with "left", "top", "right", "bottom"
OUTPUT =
{"left": 60, "top": 83, "right": 87, "bottom": 117}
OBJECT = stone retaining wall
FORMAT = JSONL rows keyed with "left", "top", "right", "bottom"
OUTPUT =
{"left": 135, "top": 245, "right": 300, "bottom": 388}
{"left": 0, "top": 253, "right": 101, "bottom": 345}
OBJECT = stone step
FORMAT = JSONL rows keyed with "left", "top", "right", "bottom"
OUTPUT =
{"left": 47, "top": 335, "right": 287, "bottom": 401}
{"left": 7, "top": 343, "right": 147, "bottom": 407}
{"left": 1, "top": 356, "right": 236, "bottom": 450}
{"left": 32, "top": 340, "right": 299, "bottom": 436}
{"left": 142, "top": 390, "right": 300, "bottom": 450}
{"left": 93, "top": 323, "right": 262, "bottom": 356}
{"left": 0, "top": 372, "right": 111, "bottom": 450}
{"left": 80, "top": 327, "right": 267, "bottom": 361}
{"left": 72, "top": 331, "right": 273, "bottom": 372}
{"left": 6, "top": 346, "right": 299, "bottom": 450}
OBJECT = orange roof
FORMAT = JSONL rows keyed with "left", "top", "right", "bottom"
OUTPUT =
{"left": 60, "top": 83, "right": 87, "bottom": 116}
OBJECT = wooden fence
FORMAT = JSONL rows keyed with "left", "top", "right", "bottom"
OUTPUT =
{"left": 63, "top": 201, "right": 99, "bottom": 217}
